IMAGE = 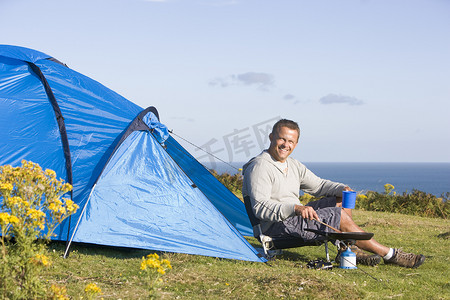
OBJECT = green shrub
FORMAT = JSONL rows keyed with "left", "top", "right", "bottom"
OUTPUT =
{"left": 356, "top": 184, "right": 449, "bottom": 219}
{"left": 211, "top": 170, "right": 243, "bottom": 197}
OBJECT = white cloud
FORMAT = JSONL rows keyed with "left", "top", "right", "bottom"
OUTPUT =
{"left": 209, "top": 72, "right": 274, "bottom": 91}
{"left": 283, "top": 94, "right": 295, "bottom": 100}
{"left": 319, "top": 93, "right": 365, "bottom": 106}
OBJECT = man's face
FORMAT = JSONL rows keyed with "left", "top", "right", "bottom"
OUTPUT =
{"left": 268, "top": 126, "right": 299, "bottom": 162}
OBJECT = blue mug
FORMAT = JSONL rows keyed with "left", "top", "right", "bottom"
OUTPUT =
{"left": 342, "top": 191, "right": 356, "bottom": 209}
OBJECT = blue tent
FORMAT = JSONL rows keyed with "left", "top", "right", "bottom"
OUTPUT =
{"left": 0, "top": 45, "right": 264, "bottom": 262}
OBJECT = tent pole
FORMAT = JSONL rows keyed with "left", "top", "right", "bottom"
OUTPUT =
{"left": 63, "top": 184, "right": 96, "bottom": 258}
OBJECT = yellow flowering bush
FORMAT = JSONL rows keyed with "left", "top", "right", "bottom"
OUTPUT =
{"left": 0, "top": 160, "right": 79, "bottom": 299}
{"left": 49, "top": 284, "right": 70, "bottom": 300}
{"left": 84, "top": 283, "right": 102, "bottom": 300}
{"left": 140, "top": 253, "right": 172, "bottom": 298}
{"left": 141, "top": 253, "right": 172, "bottom": 275}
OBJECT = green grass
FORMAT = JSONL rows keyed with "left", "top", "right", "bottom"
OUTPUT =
{"left": 42, "top": 210, "right": 449, "bottom": 299}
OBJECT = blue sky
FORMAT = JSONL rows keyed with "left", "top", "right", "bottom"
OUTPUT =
{"left": 2, "top": 0, "right": 449, "bottom": 163}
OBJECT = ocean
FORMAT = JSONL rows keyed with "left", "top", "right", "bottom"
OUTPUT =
{"left": 203, "top": 162, "right": 450, "bottom": 197}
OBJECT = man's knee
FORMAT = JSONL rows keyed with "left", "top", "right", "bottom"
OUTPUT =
{"left": 339, "top": 208, "right": 358, "bottom": 228}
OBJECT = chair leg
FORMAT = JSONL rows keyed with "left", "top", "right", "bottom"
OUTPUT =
{"left": 325, "top": 241, "right": 330, "bottom": 262}
{"left": 260, "top": 235, "right": 282, "bottom": 259}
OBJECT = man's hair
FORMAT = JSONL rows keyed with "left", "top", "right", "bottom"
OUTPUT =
{"left": 271, "top": 119, "right": 300, "bottom": 138}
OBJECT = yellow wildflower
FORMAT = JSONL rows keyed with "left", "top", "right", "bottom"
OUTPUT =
{"left": 48, "top": 203, "right": 58, "bottom": 212}
{"left": 50, "top": 284, "right": 69, "bottom": 300}
{"left": 6, "top": 196, "right": 21, "bottom": 207}
{"left": 30, "top": 253, "right": 51, "bottom": 267}
{"left": 384, "top": 183, "right": 395, "bottom": 194}
{"left": 140, "top": 259, "right": 148, "bottom": 270}
{"left": 48, "top": 200, "right": 67, "bottom": 220}
{"left": 384, "top": 183, "right": 394, "bottom": 190}
{"left": 8, "top": 196, "right": 30, "bottom": 208}
{"left": 22, "top": 160, "right": 41, "bottom": 170}
{"left": 0, "top": 212, "right": 11, "bottom": 225}
{"left": 161, "top": 259, "right": 172, "bottom": 269}
{"left": 0, "top": 182, "right": 13, "bottom": 192}
{"left": 147, "top": 253, "right": 159, "bottom": 260}
{"left": 45, "top": 169, "right": 56, "bottom": 178}
{"left": 84, "top": 283, "right": 102, "bottom": 295}
{"left": 64, "top": 198, "right": 78, "bottom": 213}
{"left": 9, "top": 215, "right": 19, "bottom": 224}
{"left": 140, "top": 253, "right": 172, "bottom": 277}
{"left": 27, "top": 209, "right": 45, "bottom": 220}
{"left": 2, "top": 165, "right": 13, "bottom": 172}
{"left": 62, "top": 183, "right": 72, "bottom": 192}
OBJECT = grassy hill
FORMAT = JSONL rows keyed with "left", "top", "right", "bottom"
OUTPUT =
{"left": 44, "top": 209, "right": 449, "bottom": 299}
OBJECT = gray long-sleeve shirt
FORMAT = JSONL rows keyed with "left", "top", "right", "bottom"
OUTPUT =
{"left": 242, "top": 151, "right": 347, "bottom": 233}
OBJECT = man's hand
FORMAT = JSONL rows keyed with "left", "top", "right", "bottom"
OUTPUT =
{"left": 294, "top": 205, "right": 319, "bottom": 220}
{"left": 336, "top": 186, "right": 354, "bottom": 203}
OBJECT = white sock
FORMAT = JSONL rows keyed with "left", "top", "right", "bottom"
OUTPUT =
{"left": 383, "top": 248, "right": 395, "bottom": 260}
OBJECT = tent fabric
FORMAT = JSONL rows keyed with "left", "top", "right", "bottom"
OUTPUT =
{"left": 0, "top": 45, "right": 264, "bottom": 262}
{"left": 165, "top": 136, "right": 253, "bottom": 236}
{"left": 74, "top": 116, "right": 261, "bottom": 261}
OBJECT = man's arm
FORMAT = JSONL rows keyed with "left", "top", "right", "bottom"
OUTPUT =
{"left": 293, "top": 186, "right": 353, "bottom": 220}
{"left": 298, "top": 163, "right": 348, "bottom": 197}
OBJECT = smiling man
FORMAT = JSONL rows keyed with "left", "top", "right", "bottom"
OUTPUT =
{"left": 242, "top": 119, "right": 426, "bottom": 268}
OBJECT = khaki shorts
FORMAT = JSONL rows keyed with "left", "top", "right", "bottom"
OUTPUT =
{"left": 263, "top": 196, "right": 341, "bottom": 244}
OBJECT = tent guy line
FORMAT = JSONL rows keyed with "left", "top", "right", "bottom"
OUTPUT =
{"left": 169, "top": 129, "right": 240, "bottom": 172}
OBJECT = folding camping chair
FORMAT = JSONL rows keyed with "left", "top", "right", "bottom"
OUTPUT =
{"left": 243, "top": 196, "right": 332, "bottom": 260}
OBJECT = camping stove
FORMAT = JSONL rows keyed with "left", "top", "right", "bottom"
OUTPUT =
{"left": 339, "top": 241, "right": 357, "bottom": 269}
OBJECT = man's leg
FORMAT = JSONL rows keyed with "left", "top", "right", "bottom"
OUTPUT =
{"left": 309, "top": 197, "right": 391, "bottom": 260}
{"left": 339, "top": 208, "right": 426, "bottom": 268}
{"left": 272, "top": 204, "right": 382, "bottom": 266}
{"left": 339, "top": 209, "right": 389, "bottom": 256}
{"left": 333, "top": 194, "right": 355, "bottom": 218}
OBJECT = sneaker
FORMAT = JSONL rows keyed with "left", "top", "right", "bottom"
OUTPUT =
{"left": 384, "top": 249, "right": 425, "bottom": 268}
{"left": 336, "top": 245, "right": 381, "bottom": 266}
